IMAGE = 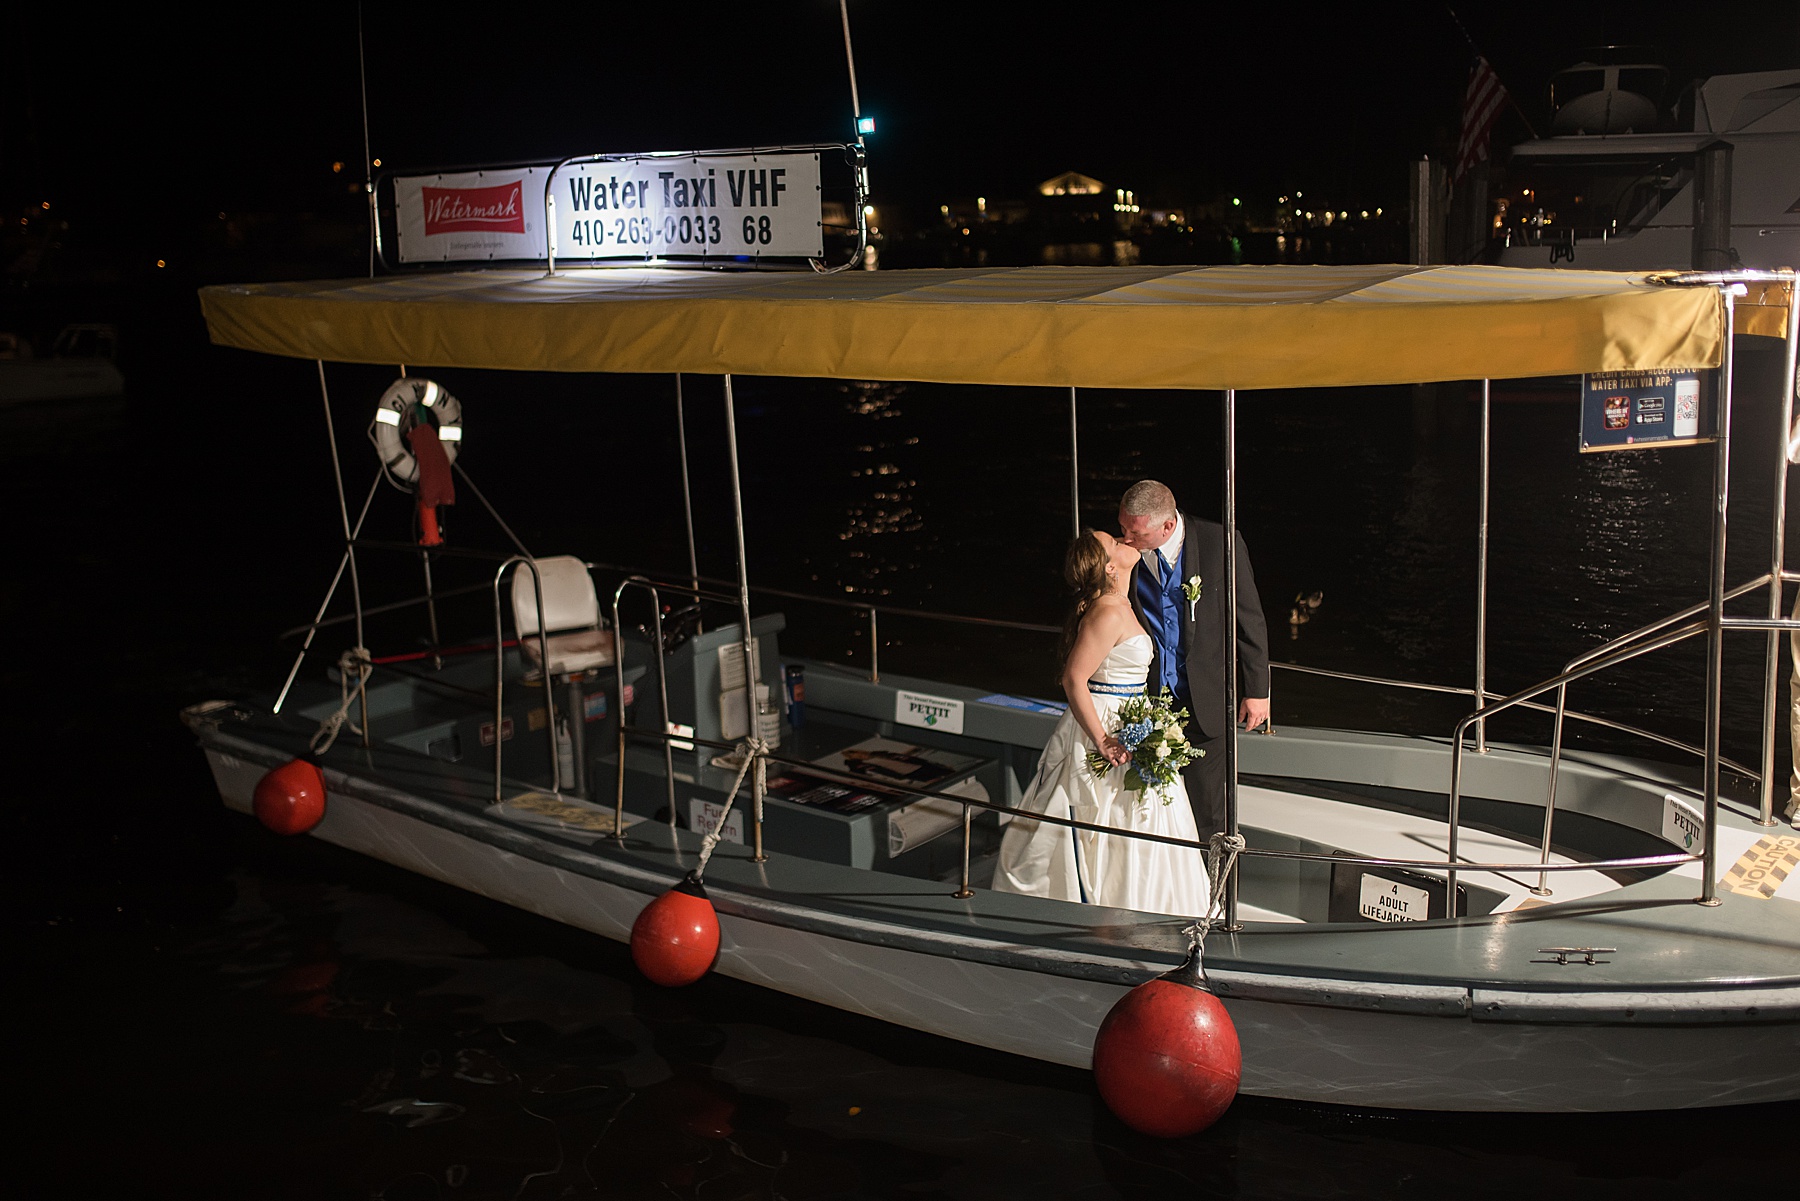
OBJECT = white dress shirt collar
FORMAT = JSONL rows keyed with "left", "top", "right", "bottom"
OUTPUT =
{"left": 1138, "top": 511, "right": 1185, "bottom": 578}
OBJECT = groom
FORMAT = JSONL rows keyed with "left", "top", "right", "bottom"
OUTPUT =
{"left": 1118, "top": 480, "right": 1270, "bottom": 840}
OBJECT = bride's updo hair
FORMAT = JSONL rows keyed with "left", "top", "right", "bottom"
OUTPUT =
{"left": 1061, "top": 529, "right": 1112, "bottom": 666}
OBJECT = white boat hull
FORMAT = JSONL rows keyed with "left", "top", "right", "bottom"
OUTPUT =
{"left": 204, "top": 748, "right": 1800, "bottom": 1112}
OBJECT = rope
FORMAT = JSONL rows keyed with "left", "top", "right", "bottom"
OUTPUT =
{"left": 694, "top": 737, "right": 770, "bottom": 879}
{"left": 1182, "top": 832, "right": 1247, "bottom": 960}
{"left": 309, "top": 647, "right": 373, "bottom": 756}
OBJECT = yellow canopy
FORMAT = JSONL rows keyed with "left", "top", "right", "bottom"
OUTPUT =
{"left": 198, "top": 264, "right": 1784, "bottom": 391}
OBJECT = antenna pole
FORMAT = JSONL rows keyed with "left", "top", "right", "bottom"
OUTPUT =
{"left": 839, "top": 0, "right": 863, "bottom": 127}
{"left": 358, "top": 1, "right": 376, "bottom": 277}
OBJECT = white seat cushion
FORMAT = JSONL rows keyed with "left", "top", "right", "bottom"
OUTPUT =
{"left": 520, "top": 628, "right": 616, "bottom": 676}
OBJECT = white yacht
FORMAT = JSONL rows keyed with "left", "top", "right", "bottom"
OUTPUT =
{"left": 1495, "top": 68, "right": 1800, "bottom": 271}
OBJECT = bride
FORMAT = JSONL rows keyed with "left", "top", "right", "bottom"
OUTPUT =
{"left": 991, "top": 529, "right": 1212, "bottom": 917}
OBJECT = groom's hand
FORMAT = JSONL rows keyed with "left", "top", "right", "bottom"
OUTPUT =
{"left": 1240, "top": 697, "right": 1270, "bottom": 731}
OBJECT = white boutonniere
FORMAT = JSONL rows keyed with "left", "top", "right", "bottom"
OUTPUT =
{"left": 1182, "top": 575, "right": 1203, "bottom": 620}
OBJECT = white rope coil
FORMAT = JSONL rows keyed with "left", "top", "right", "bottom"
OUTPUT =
{"left": 309, "top": 647, "right": 373, "bottom": 756}
{"left": 695, "top": 737, "right": 771, "bottom": 879}
{"left": 1183, "top": 832, "right": 1248, "bottom": 960}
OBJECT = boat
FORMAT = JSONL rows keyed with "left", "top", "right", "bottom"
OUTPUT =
{"left": 186, "top": 220, "right": 1800, "bottom": 1111}
{"left": 1494, "top": 65, "right": 1800, "bottom": 271}
{"left": 0, "top": 324, "right": 125, "bottom": 407}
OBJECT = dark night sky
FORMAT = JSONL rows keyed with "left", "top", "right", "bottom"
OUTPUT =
{"left": 5, "top": 2, "right": 1799, "bottom": 254}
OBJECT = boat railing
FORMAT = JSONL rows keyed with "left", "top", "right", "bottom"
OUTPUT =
{"left": 598, "top": 573, "right": 1703, "bottom": 913}
{"left": 1534, "top": 570, "right": 1799, "bottom": 893}
{"left": 281, "top": 547, "right": 1756, "bottom": 799}
{"left": 605, "top": 679, "right": 1699, "bottom": 896}
{"left": 1446, "top": 572, "right": 1800, "bottom": 912}
{"left": 588, "top": 559, "right": 1755, "bottom": 788}
{"left": 276, "top": 543, "right": 1755, "bottom": 918}
{"left": 490, "top": 555, "right": 562, "bottom": 803}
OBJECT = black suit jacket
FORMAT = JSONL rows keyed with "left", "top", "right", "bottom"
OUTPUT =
{"left": 1129, "top": 512, "right": 1270, "bottom": 740}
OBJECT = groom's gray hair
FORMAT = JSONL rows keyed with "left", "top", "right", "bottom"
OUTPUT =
{"left": 1120, "top": 480, "right": 1177, "bottom": 522}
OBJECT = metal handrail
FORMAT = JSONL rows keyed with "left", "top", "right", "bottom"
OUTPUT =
{"left": 279, "top": 580, "right": 495, "bottom": 640}
{"left": 587, "top": 560, "right": 1061, "bottom": 634}
{"left": 491, "top": 556, "right": 561, "bottom": 803}
{"left": 1445, "top": 619, "right": 1709, "bottom": 911}
{"left": 610, "top": 577, "right": 677, "bottom": 842}
{"left": 614, "top": 723, "right": 1699, "bottom": 883}
{"left": 1269, "top": 661, "right": 1760, "bottom": 779}
{"left": 1537, "top": 573, "right": 1779, "bottom": 893}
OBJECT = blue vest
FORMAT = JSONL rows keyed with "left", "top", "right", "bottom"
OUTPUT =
{"left": 1135, "top": 544, "right": 1189, "bottom": 706}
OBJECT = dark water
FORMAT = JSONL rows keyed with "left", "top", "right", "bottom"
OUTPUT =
{"left": 7, "top": 293, "right": 1799, "bottom": 1198}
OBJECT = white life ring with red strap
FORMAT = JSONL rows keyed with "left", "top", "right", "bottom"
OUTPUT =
{"left": 369, "top": 378, "right": 463, "bottom": 486}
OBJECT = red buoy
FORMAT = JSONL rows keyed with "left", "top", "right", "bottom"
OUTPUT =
{"left": 630, "top": 873, "right": 720, "bottom": 987}
{"left": 252, "top": 758, "right": 327, "bottom": 836}
{"left": 1092, "top": 949, "right": 1241, "bottom": 1137}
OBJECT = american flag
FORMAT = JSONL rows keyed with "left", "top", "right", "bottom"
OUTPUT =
{"left": 1454, "top": 56, "right": 1509, "bottom": 180}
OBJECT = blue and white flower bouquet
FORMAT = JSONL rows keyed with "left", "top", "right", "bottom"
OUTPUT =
{"left": 1085, "top": 689, "right": 1201, "bottom": 803}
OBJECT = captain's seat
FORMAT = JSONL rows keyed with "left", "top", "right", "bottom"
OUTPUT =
{"left": 510, "top": 556, "right": 616, "bottom": 677}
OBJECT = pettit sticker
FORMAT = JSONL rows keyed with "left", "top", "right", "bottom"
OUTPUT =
{"left": 895, "top": 690, "right": 964, "bottom": 735}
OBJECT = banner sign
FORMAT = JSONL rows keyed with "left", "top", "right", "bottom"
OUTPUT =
{"left": 395, "top": 168, "right": 551, "bottom": 263}
{"left": 1580, "top": 369, "right": 1712, "bottom": 452}
{"left": 551, "top": 152, "right": 822, "bottom": 261}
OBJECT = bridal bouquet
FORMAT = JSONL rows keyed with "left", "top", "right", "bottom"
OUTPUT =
{"left": 1085, "top": 690, "right": 1201, "bottom": 803}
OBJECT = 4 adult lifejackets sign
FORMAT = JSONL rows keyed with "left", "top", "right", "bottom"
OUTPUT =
{"left": 552, "top": 153, "right": 822, "bottom": 261}
{"left": 391, "top": 151, "right": 824, "bottom": 264}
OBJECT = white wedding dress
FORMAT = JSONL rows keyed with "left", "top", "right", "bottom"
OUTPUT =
{"left": 991, "top": 634, "right": 1212, "bottom": 917}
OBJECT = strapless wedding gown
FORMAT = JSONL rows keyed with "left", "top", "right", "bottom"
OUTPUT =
{"left": 991, "top": 634, "right": 1212, "bottom": 917}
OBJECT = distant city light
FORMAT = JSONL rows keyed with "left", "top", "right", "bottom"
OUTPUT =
{"left": 1295, "top": 190, "right": 1303, "bottom": 198}
{"left": 857, "top": 116, "right": 876, "bottom": 135}
{"left": 332, "top": 161, "right": 344, "bottom": 173}
{"left": 156, "top": 259, "right": 166, "bottom": 268}
{"left": 864, "top": 205, "right": 876, "bottom": 218}
{"left": 977, "top": 196, "right": 987, "bottom": 214}
{"left": 40, "top": 201, "right": 49, "bottom": 210}
{"left": 1231, "top": 197, "right": 1241, "bottom": 207}
{"left": 372, "top": 158, "right": 382, "bottom": 167}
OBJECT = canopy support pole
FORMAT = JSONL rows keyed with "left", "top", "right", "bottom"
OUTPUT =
{"left": 676, "top": 374, "right": 703, "bottom": 631}
{"left": 317, "top": 360, "right": 369, "bottom": 745}
{"left": 1758, "top": 289, "right": 1800, "bottom": 826}
{"left": 1475, "top": 379, "right": 1491, "bottom": 754}
{"left": 1702, "top": 289, "right": 1740, "bottom": 904}
{"left": 452, "top": 461, "right": 532, "bottom": 560}
{"left": 1069, "top": 386, "right": 1080, "bottom": 537}
{"left": 722, "top": 374, "right": 767, "bottom": 862}
{"left": 1222, "top": 387, "right": 1241, "bottom": 932}
{"left": 273, "top": 471, "right": 382, "bottom": 714}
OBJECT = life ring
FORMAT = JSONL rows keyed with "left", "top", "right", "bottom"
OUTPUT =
{"left": 369, "top": 378, "right": 463, "bottom": 486}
